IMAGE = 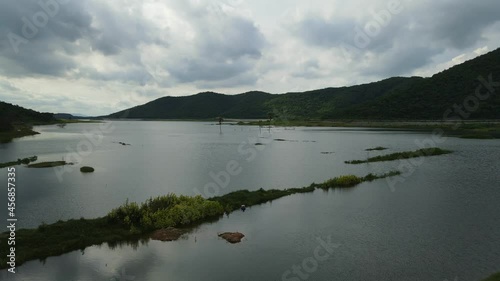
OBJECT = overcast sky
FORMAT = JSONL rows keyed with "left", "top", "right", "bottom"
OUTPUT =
{"left": 0, "top": 0, "right": 499, "bottom": 115}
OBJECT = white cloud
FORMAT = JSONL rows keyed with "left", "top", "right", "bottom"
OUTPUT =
{"left": 0, "top": 0, "right": 499, "bottom": 115}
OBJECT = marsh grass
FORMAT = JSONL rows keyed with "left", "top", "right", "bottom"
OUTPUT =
{"left": 460, "top": 134, "right": 495, "bottom": 139}
{"left": 237, "top": 120, "right": 500, "bottom": 139}
{"left": 321, "top": 175, "right": 363, "bottom": 188}
{"left": 345, "top": 148, "right": 452, "bottom": 164}
{"left": 365, "top": 146, "right": 388, "bottom": 151}
{"left": 0, "top": 156, "right": 37, "bottom": 168}
{"left": 27, "top": 161, "right": 69, "bottom": 168}
{"left": 210, "top": 185, "right": 316, "bottom": 212}
{"left": 318, "top": 171, "right": 401, "bottom": 189}
{"left": 0, "top": 126, "right": 39, "bottom": 143}
{"left": 0, "top": 171, "right": 401, "bottom": 269}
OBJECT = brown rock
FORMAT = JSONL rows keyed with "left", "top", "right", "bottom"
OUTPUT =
{"left": 218, "top": 232, "right": 245, "bottom": 244}
{"left": 151, "top": 227, "right": 185, "bottom": 242}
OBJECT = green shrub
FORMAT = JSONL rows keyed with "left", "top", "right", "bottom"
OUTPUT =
{"left": 107, "top": 194, "right": 225, "bottom": 231}
{"left": 323, "top": 175, "right": 363, "bottom": 188}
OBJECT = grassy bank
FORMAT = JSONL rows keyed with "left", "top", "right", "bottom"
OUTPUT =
{"left": 482, "top": 273, "right": 500, "bottom": 281}
{"left": 0, "top": 156, "right": 38, "bottom": 169}
{"left": 0, "top": 119, "right": 102, "bottom": 144}
{"left": 237, "top": 120, "right": 500, "bottom": 139}
{"left": 58, "top": 119, "right": 102, "bottom": 124}
{"left": 0, "top": 157, "right": 70, "bottom": 169}
{"left": 27, "top": 161, "right": 69, "bottom": 168}
{"left": 0, "top": 171, "right": 400, "bottom": 269}
{"left": 0, "top": 126, "right": 39, "bottom": 143}
{"left": 345, "top": 148, "right": 452, "bottom": 164}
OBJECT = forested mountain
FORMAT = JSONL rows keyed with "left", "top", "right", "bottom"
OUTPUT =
{"left": 108, "top": 47, "right": 498, "bottom": 120}
{"left": 0, "top": 101, "right": 55, "bottom": 132}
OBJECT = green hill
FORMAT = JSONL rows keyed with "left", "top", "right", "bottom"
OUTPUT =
{"left": 109, "top": 91, "right": 273, "bottom": 119}
{"left": 108, "top": 47, "right": 500, "bottom": 121}
{"left": 0, "top": 101, "right": 56, "bottom": 142}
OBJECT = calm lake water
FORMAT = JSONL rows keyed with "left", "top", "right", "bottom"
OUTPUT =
{"left": 1, "top": 121, "right": 499, "bottom": 281}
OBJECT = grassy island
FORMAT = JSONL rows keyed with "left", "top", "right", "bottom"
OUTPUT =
{"left": 80, "top": 166, "right": 95, "bottom": 173}
{"left": 365, "top": 146, "right": 388, "bottom": 151}
{"left": 345, "top": 148, "right": 452, "bottom": 164}
{"left": 0, "top": 171, "right": 401, "bottom": 269}
{"left": 0, "top": 156, "right": 38, "bottom": 169}
{"left": 27, "top": 161, "right": 69, "bottom": 168}
{"left": 0, "top": 126, "right": 40, "bottom": 143}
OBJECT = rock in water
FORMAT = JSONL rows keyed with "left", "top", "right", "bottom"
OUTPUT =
{"left": 151, "top": 227, "right": 185, "bottom": 241}
{"left": 218, "top": 232, "right": 245, "bottom": 244}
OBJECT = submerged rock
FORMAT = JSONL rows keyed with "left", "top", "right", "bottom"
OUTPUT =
{"left": 151, "top": 227, "right": 185, "bottom": 242}
{"left": 218, "top": 232, "right": 245, "bottom": 244}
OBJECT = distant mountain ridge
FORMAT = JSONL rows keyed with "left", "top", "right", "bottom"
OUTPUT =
{"left": 108, "top": 48, "right": 500, "bottom": 120}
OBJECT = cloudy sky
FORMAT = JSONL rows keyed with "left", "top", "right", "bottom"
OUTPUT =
{"left": 0, "top": 0, "right": 499, "bottom": 115}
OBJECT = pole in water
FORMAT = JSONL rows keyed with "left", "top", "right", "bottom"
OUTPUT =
{"left": 218, "top": 117, "right": 223, "bottom": 134}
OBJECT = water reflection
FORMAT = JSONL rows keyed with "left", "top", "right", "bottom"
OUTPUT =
{"left": 0, "top": 122, "right": 499, "bottom": 280}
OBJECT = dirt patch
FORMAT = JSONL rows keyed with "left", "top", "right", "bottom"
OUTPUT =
{"left": 218, "top": 232, "right": 245, "bottom": 244}
{"left": 151, "top": 227, "right": 185, "bottom": 242}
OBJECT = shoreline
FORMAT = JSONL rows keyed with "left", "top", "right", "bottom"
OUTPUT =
{"left": 3, "top": 119, "right": 499, "bottom": 144}
{"left": 0, "top": 119, "right": 102, "bottom": 144}
{"left": 235, "top": 120, "right": 500, "bottom": 139}
{"left": 0, "top": 171, "right": 400, "bottom": 270}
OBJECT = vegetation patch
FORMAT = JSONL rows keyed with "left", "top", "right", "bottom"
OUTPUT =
{"left": 113, "top": 142, "right": 131, "bottom": 146}
{"left": 0, "top": 126, "right": 40, "bottom": 143}
{"left": 0, "top": 171, "right": 402, "bottom": 269}
{"left": 317, "top": 171, "right": 401, "bottom": 189}
{"left": 459, "top": 134, "right": 495, "bottom": 139}
{"left": 210, "top": 186, "right": 315, "bottom": 213}
{"left": 107, "top": 195, "right": 225, "bottom": 231}
{"left": 0, "top": 217, "right": 140, "bottom": 271}
{"left": 27, "top": 161, "right": 69, "bottom": 168}
{"left": 239, "top": 120, "right": 500, "bottom": 140}
{"left": 345, "top": 148, "right": 452, "bottom": 164}
{"left": 365, "top": 146, "right": 388, "bottom": 151}
{"left": 0, "top": 156, "right": 38, "bottom": 169}
{"left": 80, "top": 166, "right": 95, "bottom": 173}
{"left": 482, "top": 273, "right": 500, "bottom": 281}
{"left": 58, "top": 119, "right": 102, "bottom": 124}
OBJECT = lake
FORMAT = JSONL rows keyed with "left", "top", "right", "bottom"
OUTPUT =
{"left": 1, "top": 121, "right": 499, "bottom": 281}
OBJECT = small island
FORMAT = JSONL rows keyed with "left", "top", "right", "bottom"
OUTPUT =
{"left": 27, "top": 161, "right": 70, "bottom": 168}
{"left": 365, "top": 146, "right": 388, "bottom": 151}
{"left": 0, "top": 170, "right": 401, "bottom": 269}
{"left": 345, "top": 148, "right": 452, "bottom": 164}
{"left": 0, "top": 156, "right": 38, "bottom": 169}
{"left": 80, "top": 166, "right": 95, "bottom": 173}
